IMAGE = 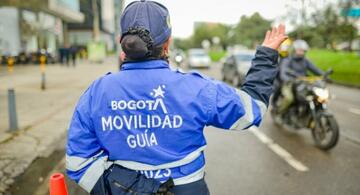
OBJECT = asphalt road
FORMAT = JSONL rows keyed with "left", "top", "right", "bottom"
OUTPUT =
{"left": 10, "top": 61, "right": 360, "bottom": 195}
{"left": 201, "top": 62, "right": 360, "bottom": 195}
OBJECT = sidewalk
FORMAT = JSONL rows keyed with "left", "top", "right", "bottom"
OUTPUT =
{"left": 0, "top": 58, "right": 117, "bottom": 193}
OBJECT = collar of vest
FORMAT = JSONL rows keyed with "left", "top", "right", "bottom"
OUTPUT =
{"left": 121, "top": 60, "right": 169, "bottom": 70}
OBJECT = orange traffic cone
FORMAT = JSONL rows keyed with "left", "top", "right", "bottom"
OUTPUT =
{"left": 49, "top": 173, "right": 68, "bottom": 195}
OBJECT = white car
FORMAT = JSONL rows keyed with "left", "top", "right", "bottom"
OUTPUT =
{"left": 187, "top": 49, "right": 211, "bottom": 68}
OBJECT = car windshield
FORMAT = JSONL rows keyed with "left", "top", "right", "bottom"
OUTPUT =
{"left": 191, "top": 53, "right": 207, "bottom": 57}
{"left": 189, "top": 49, "right": 207, "bottom": 57}
{"left": 235, "top": 54, "right": 253, "bottom": 61}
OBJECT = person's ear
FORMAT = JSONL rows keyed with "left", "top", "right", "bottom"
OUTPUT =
{"left": 120, "top": 51, "right": 126, "bottom": 61}
{"left": 163, "top": 37, "right": 172, "bottom": 55}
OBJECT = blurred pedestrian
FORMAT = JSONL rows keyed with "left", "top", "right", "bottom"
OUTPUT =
{"left": 58, "top": 47, "right": 64, "bottom": 65}
{"left": 64, "top": 45, "right": 70, "bottom": 66}
{"left": 70, "top": 45, "right": 77, "bottom": 67}
{"left": 59, "top": 45, "right": 70, "bottom": 66}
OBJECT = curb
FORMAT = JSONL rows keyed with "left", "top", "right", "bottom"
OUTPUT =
{"left": 0, "top": 129, "right": 67, "bottom": 194}
{"left": 0, "top": 105, "right": 71, "bottom": 194}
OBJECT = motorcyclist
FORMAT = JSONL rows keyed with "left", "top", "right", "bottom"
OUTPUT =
{"left": 174, "top": 50, "right": 184, "bottom": 67}
{"left": 271, "top": 39, "right": 292, "bottom": 105}
{"left": 278, "top": 39, "right": 324, "bottom": 112}
{"left": 66, "top": 1, "right": 288, "bottom": 194}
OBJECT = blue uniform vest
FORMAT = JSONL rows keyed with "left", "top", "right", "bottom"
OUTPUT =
{"left": 66, "top": 47, "right": 278, "bottom": 192}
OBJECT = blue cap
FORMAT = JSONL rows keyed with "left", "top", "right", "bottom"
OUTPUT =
{"left": 120, "top": 0, "right": 172, "bottom": 46}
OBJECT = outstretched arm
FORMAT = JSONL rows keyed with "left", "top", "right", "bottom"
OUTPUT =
{"left": 306, "top": 59, "right": 324, "bottom": 76}
{"left": 242, "top": 25, "right": 288, "bottom": 106}
{"left": 207, "top": 25, "right": 288, "bottom": 130}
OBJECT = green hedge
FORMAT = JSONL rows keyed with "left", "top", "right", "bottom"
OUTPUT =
{"left": 307, "top": 50, "right": 360, "bottom": 87}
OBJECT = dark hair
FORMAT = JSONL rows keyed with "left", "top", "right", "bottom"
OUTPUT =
{"left": 120, "top": 27, "right": 166, "bottom": 62}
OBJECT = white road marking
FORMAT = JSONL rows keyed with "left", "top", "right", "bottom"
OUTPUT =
{"left": 250, "top": 127, "right": 309, "bottom": 172}
{"left": 348, "top": 108, "right": 360, "bottom": 115}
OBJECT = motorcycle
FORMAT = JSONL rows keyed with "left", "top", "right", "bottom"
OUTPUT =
{"left": 174, "top": 54, "right": 183, "bottom": 67}
{"left": 271, "top": 69, "right": 339, "bottom": 150}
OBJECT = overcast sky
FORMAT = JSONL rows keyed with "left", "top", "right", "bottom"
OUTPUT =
{"left": 124, "top": 0, "right": 333, "bottom": 38}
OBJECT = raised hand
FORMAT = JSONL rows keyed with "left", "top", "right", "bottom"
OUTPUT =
{"left": 261, "top": 24, "right": 288, "bottom": 50}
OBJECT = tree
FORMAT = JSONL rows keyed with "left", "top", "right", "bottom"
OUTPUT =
{"left": 233, "top": 12, "right": 271, "bottom": 48}
{"left": 289, "top": 1, "right": 359, "bottom": 50}
{"left": 191, "top": 22, "right": 230, "bottom": 50}
{"left": 289, "top": 26, "right": 325, "bottom": 48}
{"left": 173, "top": 38, "right": 194, "bottom": 51}
{"left": 311, "top": 5, "right": 341, "bottom": 49}
{"left": 338, "top": 0, "right": 360, "bottom": 51}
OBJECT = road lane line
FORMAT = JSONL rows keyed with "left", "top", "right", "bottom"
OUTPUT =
{"left": 348, "top": 108, "right": 360, "bottom": 115}
{"left": 250, "top": 127, "right": 309, "bottom": 172}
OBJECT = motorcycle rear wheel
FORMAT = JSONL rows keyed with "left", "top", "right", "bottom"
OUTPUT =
{"left": 311, "top": 114, "right": 339, "bottom": 150}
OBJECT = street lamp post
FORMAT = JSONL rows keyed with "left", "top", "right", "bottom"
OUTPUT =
{"left": 92, "top": 0, "right": 100, "bottom": 42}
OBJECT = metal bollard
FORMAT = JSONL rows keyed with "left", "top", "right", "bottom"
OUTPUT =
{"left": 7, "top": 56, "right": 18, "bottom": 131}
{"left": 8, "top": 88, "right": 18, "bottom": 131}
{"left": 41, "top": 72, "right": 46, "bottom": 90}
{"left": 7, "top": 56, "right": 14, "bottom": 73}
{"left": 40, "top": 55, "right": 46, "bottom": 90}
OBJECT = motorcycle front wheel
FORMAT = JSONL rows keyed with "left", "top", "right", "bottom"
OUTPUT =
{"left": 311, "top": 113, "right": 339, "bottom": 150}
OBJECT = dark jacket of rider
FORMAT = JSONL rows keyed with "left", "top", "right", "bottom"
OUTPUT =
{"left": 280, "top": 57, "right": 324, "bottom": 82}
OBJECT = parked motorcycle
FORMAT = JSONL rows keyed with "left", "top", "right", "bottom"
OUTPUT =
{"left": 271, "top": 69, "right": 339, "bottom": 150}
{"left": 17, "top": 52, "right": 30, "bottom": 64}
